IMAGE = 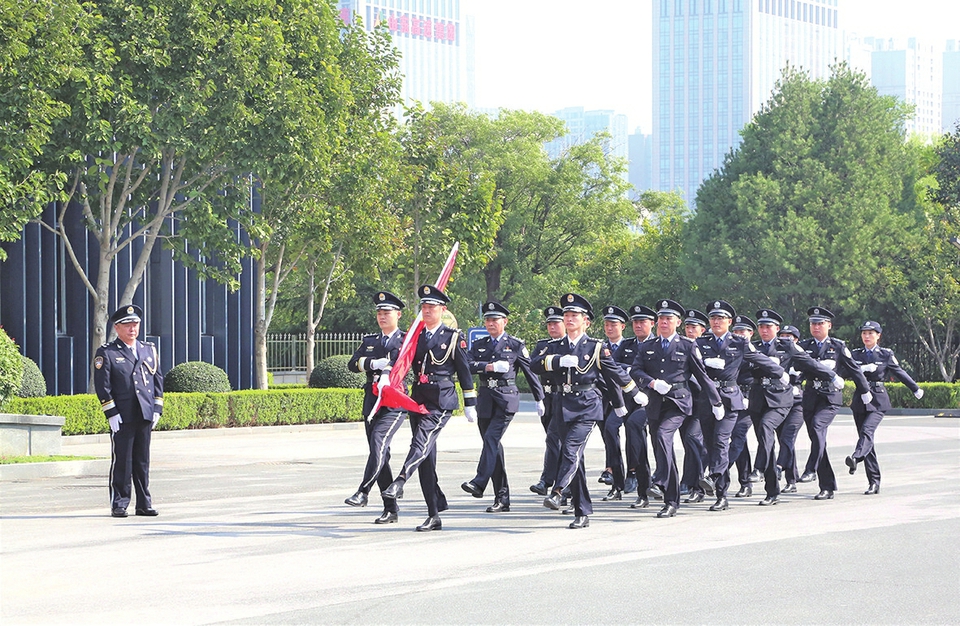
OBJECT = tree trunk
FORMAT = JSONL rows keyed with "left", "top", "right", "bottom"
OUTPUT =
{"left": 483, "top": 261, "right": 502, "bottom": 303}
{"left": 253, "top": 244, "right": 269, "bottom": 390}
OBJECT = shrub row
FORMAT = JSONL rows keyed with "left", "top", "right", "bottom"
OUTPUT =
{"left": 840, "top": 381, "right": 959, "bottom": 409}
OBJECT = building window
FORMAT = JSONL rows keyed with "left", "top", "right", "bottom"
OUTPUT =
{"left": 690, "top": 0, "right": 698, "bottom": 15}
{"left": 675, "top": 0, "right": 683, "bottom": 16}
{"left": 704, "top": 0, "right": 712, "bottom": 13}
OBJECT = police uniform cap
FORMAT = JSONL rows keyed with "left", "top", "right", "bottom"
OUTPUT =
{"left": 418, "top": 284, "right": 451, "bottom": 305}
{"left": 656, "top": 299, "right": 685, "bottom": 319}
{"left": 482, "top": 301, "right": 509, "bottom": 318}
{"left": 543, "top": 306, "right": 563, "bottom": 322}
{"left": 684, "top": 309, "right": 708, "bottom": 327}
{"left": 629, "top": 304, "right": 656, "bottom": 321}
{"left": 859, "top": 320, "right": 882, "bottom": 333}
{"left": 374, "top": 291, "right": 405, "bottom": 310}
{"left": 756, "top": 308, "right": 783, "bottom": 326}
{"left": 732, "top": 315, "right": 757, "bottom": 333}
{"left": 779, "top": 325, "right": 801, "bottom": 340}
{"left": 561, "top": 293, "right": 592, "bottom": 315}
{"left": 111, "top": 304, "right": 142, "bottom": 325}
{"left": 807, "top": 306, "right": 834, "bottom": 322}
{"left": 706, "top": 300, "right": 736, "bottom": 318}
{"left": 602, "top": 305, "right": 628, "bottom": 324}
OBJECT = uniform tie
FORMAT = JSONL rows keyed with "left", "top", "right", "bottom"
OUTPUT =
{"left": 425, "top": 330, "right": 433, "bottom": 340}
{"left": 661, "top": 338, "right": 669, "bottom": 351}
{"left": 381, "top": 334, "right": 388, "bottom": 348}
{"left": 716, "top": 336, "right": 723, "bottom": 349}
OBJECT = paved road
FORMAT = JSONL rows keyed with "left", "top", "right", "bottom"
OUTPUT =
{"left": 2, "top": 409, "right": 959, "bottom": 625}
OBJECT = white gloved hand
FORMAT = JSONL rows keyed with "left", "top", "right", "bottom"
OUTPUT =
{"left": 860, "top": 363, "right": 878, "bottom": 373}
{"left": 822, "top": 359, "right": 837, "bottom": 370}
{"left": 832, "top": 375, "right": 845, "bottom": 391}
{"left": 464, "top": 406, "right": 477, "bottom": 422}
{"left": 788, "top": 367, "right": 800, "bottom": 377}
{"left": 108, "top": 415, "right": 122, "bottom": 433}
{"left": 633, "top": 390, "right": 649, "bottom": 407}
{"left": 613, "top": 406, "right": 628, "bottom": 418}
{"left": 652, "top": 379, "right": 671, "bottom": 395}
{"left": 536, "top": 400, "right": 545, "bottom": 417}
{"left": 492, "top": 360, "right": 510, "bottom": 373}
{"left": 780, "top": 372, "right": 791, "bottom": 385}
{"left": 914, "top": 388, "right": 924, "bottom": 400}
{"left": 792, "top": 385, "right": 801, "bottom": 397}
{"left": 861, "top": 392, "right": 873, "bottom": 405}
{"left": 370, "top": 357, "right": 390, "bottom": 370}
{"left": 742, "top": 398, "right": 750, "bottom": 410}
{"left": 558, "top": 354, "right": 579, "bottom": 368}
{"left": 378, "top": 371, "right": 391, "bottom": 388}
{"left": 704, "top": 357, "right": 725, "bottom": 369}
{"left": 712, "top": 404, "right": 725, "bottom": 421}
{"left": 151, "top": 412, "right": 161, "bottom": 429}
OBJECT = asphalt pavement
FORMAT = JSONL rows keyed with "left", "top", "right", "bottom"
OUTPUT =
{"left": 2, "top": 404, "right": 959, "bottom": 625}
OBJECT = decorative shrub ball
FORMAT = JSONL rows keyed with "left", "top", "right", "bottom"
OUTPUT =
{"left": 19, "top": 355, "right": 47, "bottom": 397}
{"left": 309, "top": 355, "right": 366, "bottom": 389}
{"left": 164, "top": 361, "right": 232, "bottom": 393}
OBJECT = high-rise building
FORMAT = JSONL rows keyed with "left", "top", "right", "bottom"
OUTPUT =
{"left": 942, "top": 40, "right": 960, "bottom": 132}
{"left": 870, "top": 37, "right": 943, "bottom": 136}
{"left": 337, "top": 1, "right": 474, "bottom": 112}
{"left": 545, "top": 107, "right": 629, "bottom": 171}
{"left": 653, "top": 0, "right": 841, "bottom": 208}
{"left": 628, "top": 129, "right": 654, "bottom": 199}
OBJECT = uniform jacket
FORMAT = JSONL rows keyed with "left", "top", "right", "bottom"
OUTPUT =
{"left": 94, "top": 338, "right": 164, "bottom": 422}
{"left": 630, "top": 334, "right": 721, "bottom": 417}
{"left": 850, "top": 346, "right": 920, "bottom": 413}
{"left": 797, "top": 336, "right": 870, "bottom": 406}
{"left": 347, "top": 329, "right": 406, "bottom": 416}
{"left": 411, "top": 324, "right": 476, "bottom": 412}
{"left": 749, "top": 338, "right": 835, "bottom": 410}
{"left": 601, "top": 336, "right": 642, "bottom": 412}
{"left": 468, "top": 333, "right": 544, "bottom": 415}
{"left": 696, "top": 333, "right": 783, "bottom": 412}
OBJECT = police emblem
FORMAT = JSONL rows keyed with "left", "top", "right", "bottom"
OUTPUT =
{"left": 488, "top": 303, "right": 495, "bottom": 310}
{"left": 814, "top": 308, "right": 820, "bottom": 315}
{"left": 715, "top": 301, "right": 721, "bottom": 308}
{"left": 95, "top": 356, "right": 103, "bottom": 369}
{"left": 127, "top": 306, "right": 134, "bottom": 314}
{"left": 424, "top": 286, "right": 431, "bottom": 294}
{"left": 378, "top": 293, "right": 385, "bottom": 301}
{"left": 662, "top": 300, "right": 668, "bottom": 307}
{"left": 762, "top": 310, "right": 768, "bottom": 317}
{"left": 607, "top": 307, "right": 613, "bottom": 314}
{"left": 567, "top": 295, "right": 574, "bottom": 303}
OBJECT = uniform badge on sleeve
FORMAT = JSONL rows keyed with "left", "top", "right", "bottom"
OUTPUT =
{"left": 460, "top": 339, "right": 466, "bottom": 349}
{"left": 95, "top": 356, "right": 103, "bottom": 369}
{"left": 844, "top": 347, "right": 852, "bottom": 358}
{"left": 522, "top": 347, "right": 530, "bottom": 358}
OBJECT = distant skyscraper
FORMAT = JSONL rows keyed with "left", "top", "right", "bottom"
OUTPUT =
{"left": 628, "top": 129, "right": 654, "bottom": 199}
{"left": 545, "top": 107, "right": 629, "bottom": 174}
{"left": 870, "top": 37, "right": 943, "bottom": 136}
{"left": 653, "top": 0, "right": 841, "bottom": 208}
{"left": 337, "top": 0, "right": 474, "bottom": 112}
{"left": 942, "top": 40, "right": 960, "bottom": 132}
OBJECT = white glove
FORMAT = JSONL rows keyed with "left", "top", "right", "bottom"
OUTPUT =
{"left": 613, "top": 406, "right": 628, "bottom": 418}
{"left": 832, "top": 375, "right": 845, "bottom": 391}
{"left": 651, "top": 379, "right": 670, "bottom": 395}
{"left": 822, "top": 359, "right": 837, "bottom": 370}
{"left": 780, "top": 372, "right": 790, "bottom": 385}
{"left": 370, "top": 357, "right": 390, "bottom": 370}
{"left": 151, "top": 412, "right": 161, "bottom": 429}
{"left": 861, "top": 392, "right": 873, "bottom": 405}
{"left": 378, "top": 371, "right": 391, "bottom": 388}
{"left": 704, "top": 357, "right": 725, "bottom": 369}
{"left": 712, "top": 404, "right": 725, "bottom": 421}
{"left": 788, "top": 367, "right": 800, "bottom": 377}
{"left": 558, "top": 354, "right": 579, "bottom": 368}
{"left": 536, "top": 400, "right": 545, "bottom": 417}
{"left": 860, "top": 363, "right": 878, "bottom": 373}
{"left": 492, "top": 360, "right": 510, "bottom": 373}
{"left": 742, "top": 398, "right": 750, "bottom": 410}
{"left": 914, "top": 388, "right": 924, "bottom": 400}
{"left": 464, "top": 406, "right": 477, "bottom": 422}
{"left": 633, "top": 390, "right": 649, "bottom": 407}
{"left": 792, "top": 385, "right": 801, "bottom": 397}
{"left": 108, "top": 415, "right": 122, "bottom": 433}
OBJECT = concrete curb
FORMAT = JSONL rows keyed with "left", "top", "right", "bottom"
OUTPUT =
{"left": 0, "top": 458, "right": 110, "bottom": 481}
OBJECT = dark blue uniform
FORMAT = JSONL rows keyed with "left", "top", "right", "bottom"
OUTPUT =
{"left": 532, "top": 336, "right": 564, "bottom": 493}
{"left": 600, "top": 336, "right": 642, "bottom": 495}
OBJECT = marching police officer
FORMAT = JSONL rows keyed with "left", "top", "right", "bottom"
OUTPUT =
{"left": 775, "top": 325, "right": 808, "bottom": 493}
{"left": 731, "top": 315, "right": 760, "bottom": 497}
{"left": 797, "top": 306, "right": 872, "bottom": 500}
{"left": 462, "top": 301, "right": 544, "bottom": 512}
{"left": 94, "top": 305, "right": 163, "bottom": 518}
{"left": 625, "top": 304, "right": 658, "bottom": 508}
{"left": 846, "top": 320, "right": 923, "bottom": 495}
{"left": 382, "top": 285, "right": 477, "bottom": 531}
{"left": 598, "top": 305, "right": 635, "bottom": 501}
{"left": 680, "top": 309, "right": 709, "bottom": 503}
{"left": 345, "top": 291, "right": 407, "bottom": 524}
{"left": 530, "top": 307, "right": 566, "bottom": 496}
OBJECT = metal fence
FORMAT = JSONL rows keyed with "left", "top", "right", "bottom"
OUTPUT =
{"left": 266, "top": 333, "right": 364, "bottom": 372}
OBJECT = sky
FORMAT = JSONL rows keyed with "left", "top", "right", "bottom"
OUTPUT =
{"left": 467, "top": 0, "right": 960, "bottom": 133}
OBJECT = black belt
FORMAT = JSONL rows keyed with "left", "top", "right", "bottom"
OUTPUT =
{"left": 480, "top": 378, "right": 516, "bottom": 388}
{"left": 711, "top": 379, "right": 739, "bottom": 389}
{"left": 543, "top": 384, "right": 553, "bottom": 393}
{"left": 420, "top": 374, "right": 452, "bottom": 383}
{"left": 561, "top": 383, "right": 597, "bottom": 394}
{"left": 760, "top": 378, "right": 791, "bottom": 391}
{"left": 870, "top": 381, "right": 885, "bottom": 390}
{"left": 666, "top": 382, "right": 687, "bottom": 392}
{"left": 811, "top": 380, "right": 834, "bottom": 390}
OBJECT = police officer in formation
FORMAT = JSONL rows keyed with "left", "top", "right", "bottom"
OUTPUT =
{"left": 529, "top": 307, "right": 566, "bottom": 497}
{"left": 624, "top": 304, "right": 658, "bottom": 509}
{"left": 462, "top": 301, "right": 544, "bottom": 513}
{"left": 381, "top": 285, "right": 477, "bottom": 531}
{"left": 597, "top": 305, "right": 636, "bottom": 501}
{"left": 846, "top": 320, "right": 923, "bottom": 495}
{"left": 345, "top": 291, "right": 407, "bottom": 523}
{"left": 95, "top": 305, "right": 164, "bottom": 518}
{"left": 679, "top": 309, "right": 709, "bottom": 503}
{"left": 731, "top": 314, "right": 761, "bottom": 497}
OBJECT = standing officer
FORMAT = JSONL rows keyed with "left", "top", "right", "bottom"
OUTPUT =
{"left": 598, "top": 305, "right": 634, "bottom": 501}
{"left": 797, "top": 306, "right": 872, "bottom": 500}
{"left": 532, "top": 293, "right": 647, "bottom": 529}
{"left": 631, "top": 299, "right": 722, "bottom": 518}
{"left": 846, "top": 320, "right": 923, "bottom": 495}
{"left": 530, "top": 307, "right": 566, "bottom": 496}
{"left": 625, "top": 304, "right": 658, "bottom": 508}
{"left": 382, "top": 285, "right": 477, "bottom": 531}
{"left": 462, "top": 301, "right": 544, "bottom": 513}
{"left": 345, "top": 291, "right": 407, "bottom": 524}
{"left": 680, "top": 309, "right": 709, "bottom": 503}
{"left": 94, "top": 305, "right": 163, "bottom": 518}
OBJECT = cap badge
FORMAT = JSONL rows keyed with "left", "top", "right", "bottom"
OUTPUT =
{"left": 567, "top": 295, "right": 574, "bottom": 303}
{"left": 127, "top": 306, "right": 134, "bottom": 314}
{"left": 762, "top": 310, "right": 768, "bottom": 317}
{"left": 661, "top": 300, "right": 668, "bottom": 307}
{"left": 424, "top": 286, "right": 431, "bottom": 294}
{"left": 607, "top": 307, "right": 613, "bottom": 314}
{"left": 378, "top": 293, "right": 385, "bottom": 301}
{"left": 488, "top": 303, "right": 495, "bottom": 310}
{"left": 714, "top": 301, "right": 721, "bottom": 308}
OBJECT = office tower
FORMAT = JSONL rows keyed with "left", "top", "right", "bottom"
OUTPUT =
{"left": 942, "top": 40, "right": 960, "bottom": 132}
{"left": 545, "top": 107, "right": 629, "bottom": 171}
{"left": 629, "top": 129, "right": 654, "bottom": 199}
{"left": 871, "top": 37, "right": 943, "bottom": 136}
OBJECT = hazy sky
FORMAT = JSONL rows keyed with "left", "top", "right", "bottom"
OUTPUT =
{"left": 467, "top": 0, "right": 960, "bottom": 133}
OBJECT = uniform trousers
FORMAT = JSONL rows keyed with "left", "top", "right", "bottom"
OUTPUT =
{"left": 851, "top": 407, "right": 884, "bottom": 485}
{"left": 556, "top": 418, "right": 596, "bottom": 516}
{"left": 539, "top": 399, "right": 563, "bottom": 487}
{"left": 601, "top": 409, "right": 626, "bottom": 490}
{"left": 471, "top": 406, "right": 514, "bottom": 504}
{"left": 729, "top": 412, "right": 754, "bottom": 488}
{"left": 755, "top": 405, "right": 790, "bottom": 497}
{"left": 358, "top": 408, "right": 405, "bottom": 513}
{"left": 680, "top": 413, "right": 706, "bottom": 492}
{"left": 650, "top": 407, "right": 685, "bottom": 508}
{"left": 750, "top": 410, "right": 767, "bottom": 476}
{"left": 802, "top": 394, "right": 839, "bottom": 491}
{"left": 399, "top": 409, "right": 450, "bottom": 516}
{"left": 703, "top": 408, "right": 738, "bottom": 499}
{"left": 539, "top": 394, "right": 554, "bottom": 431}
{"left": 776, "top": 400, "right": 805, "bottom": 483}
{"left": 109, "top": 406, "right": 153, "bottom": 511}
{"left": 626, "top": 406, "right": 652, "bottom": 496}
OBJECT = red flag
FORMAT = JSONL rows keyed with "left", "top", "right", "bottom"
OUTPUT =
{"left": 368, "top": 243, "right": 460, "bottom": 418}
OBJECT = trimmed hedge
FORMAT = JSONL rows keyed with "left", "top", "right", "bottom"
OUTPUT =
{"left": 0, "top": 327, "right": 23, "bottom": 410}
{"left": 19, "top": 356, "right": 47, "bottom": 397}
{"left": 840, "top": 381, "right": 959, "bottom": 408}
{"left": 164, "top": 361, "right": 232, "bottom": 393}
{"left": 309, "top": 354, "right": 365, "bottom": 389}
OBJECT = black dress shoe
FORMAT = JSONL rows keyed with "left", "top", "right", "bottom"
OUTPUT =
{"left": 698, "top": 475, "right": 716, "bottom": 496}
{"left": 630, "top": 496, "right": 649, "bottom": 509}
{"left": 684, "top": 491, "right": 704, "bottom": 504}
{"left": 544, "top": 492, "right": 563, "bottom": 510}
{"left": 748, "top": 469, "right": 763, "bottom": 483}
{"left": 758, "top": 495, "right": 780, "bottom": 506}
{"left": 814, "top": 490, "right": 834, "bottom": 500}
{"left": 415, "top": 515, "right": 442, "bottom": 531}
{"left": 646, "top": 485, "right": 664, "bottom": 500}
{"left": 486, "top": 501, "right": 510, "bottom": 513}
{"left": 656, "top": 504, "right": 677, "bottom": 518}
{"left": 374, "top": 511, "right": 398, "bottom": 524}
{"left": 781, "top": 482, "right": 797, "bottom": 493}
{"left": 845, "top": 455, "right": 857, "bottom": 475}
{"left": 599, "top": 470, "right": 613, "bottom": 484}
{"left": 624, "top": 474, "right": 638, "bottom": 494}
{"left": 562, "top": 507, "right": 575, "bottom": 515}
{"left": 111, "top": 508, "right": 128, "bottom": 518}
{"left": 735, "top": 484, "right": 752, "bottom": 498}
{"left": 560, "top": 495, "right": 570, "bottom": 507}
{"left": 709, "top": 497, "right": 729, "bottom": 511}
{"left": 864, "top": 483, "right": 880, "bottom": 495}
{"left": 602, "top": 488, "right": 623, "bottom": 501}
{"left": 344, "top": 491, "right": 368, "bottom": 507}
{"left": 529, "top": 480, "right": 549, "bottom": 496}
{"left": 569, "top": 515, "right": 590, "bottom": 529}
{"left": 798, "top": 471, "right": 817, "bottom": 483}
{"left": 461, "top": 481, "right": 484, "bottom": 498}
{"left": 382, "top": 480, "right": 404, "bottom": 500}
{"left": 135, "top": 508, "right": 159, "bottom": 516}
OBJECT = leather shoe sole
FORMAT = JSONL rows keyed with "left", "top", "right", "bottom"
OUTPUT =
{"left": 845, "top": 455, "right": 857, "bottom": 475}
{"left": 135, "top": 508, "right": 159, "bottom": 516}
{"left": 461, "top": 481, "right": 484, "bottom": 498}
{"left": 698, "top": 476, "right": 716, "bottom": 496}
{"left": 374, "top": 511, "right": 398, "bottom": 524}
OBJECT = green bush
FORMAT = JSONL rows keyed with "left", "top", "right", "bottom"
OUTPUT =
{"left": 164, "top": 361, "right": 232, "bottom": 393}
{"left": 0, "top": 327, "right": 24, "bottom": 410}
{"left": 843, "top": 380, "right": 958, "bottom": 408}
{"left": 309, "top": 354, "right": 365, "bottom": 389}
{"left": 19, "top": 356, "right": 47, "bottom": 397}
